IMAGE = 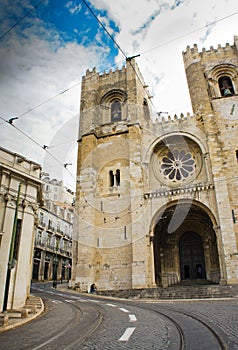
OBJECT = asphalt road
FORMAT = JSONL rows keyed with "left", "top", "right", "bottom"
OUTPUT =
{"left": 0, "top": 283, "right": 238, "bottom": 350}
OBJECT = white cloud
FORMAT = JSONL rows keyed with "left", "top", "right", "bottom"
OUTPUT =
{"left": 0, "top": 8, "right": 108, "bottom": 189}
{"left": 89, "top": 0, "right": 238, "bottom": 115}
{"left": 0, "top": 0, "right": 238, "bottom": 190}
{"left": 65, "top": 1, "right": 82, "bottom": 15}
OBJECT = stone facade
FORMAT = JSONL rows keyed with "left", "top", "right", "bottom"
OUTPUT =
{"left": 0, "top": 147, "right": 42, "bottom": 310}
{"left": 73, "top": 37, "right": 238, "bottom": 292}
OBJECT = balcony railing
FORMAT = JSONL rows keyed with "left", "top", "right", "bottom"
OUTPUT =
{"left": 34, "top": 241, "right": 72, "bottom": 257}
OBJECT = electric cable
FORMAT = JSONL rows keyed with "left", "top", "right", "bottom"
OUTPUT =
{"left": 10, "top": 61, "right": 124, "bottom": 122}
{"left": 15, "top": 83, "right": 81, "bottom": 121}
{"left": 6, "top": 8, "right": 238, "bottom": 124}
{"left": 141, "top": 10, "right": 238, "bottom": 56}
{"left": 80, "top": 0, "right": 157, "bottom": 112}
{"left": 1, "top": 3, "right": 238, "bottom": 195}
{"left": 0, "top": 115, "right": 76, "bottom": 180}
{"left": 0, "top": 0, "right": 46, "bottom": 41}
{"left": 81, "top": 0, "right": 127, "bottom": 59}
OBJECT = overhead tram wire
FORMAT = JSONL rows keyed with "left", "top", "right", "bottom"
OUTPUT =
{"left": 81, "top": 0, "right": 127, "bottom": 59}
{"left": 9, "top": 61, "right": 124, "bottom": 123}
{"left": 141, "top": 10, "right": 238, "bottom": 56}
{"left": 80, "top": 0, "right": 158, "bottom": 113}
{"left": 0, "top": 0, "right": 46, "bottom": 41}
{"left": 2, "top": 114, "right": 238, "bottom": 209}
{"left": 0, "top": 115, "right": 76, "bottom": 180}
{"left": 15, "top": 82, "right": 82, "bottom": 121}
{"left": 2, "top": 8, "right": 238, "bottom": 124}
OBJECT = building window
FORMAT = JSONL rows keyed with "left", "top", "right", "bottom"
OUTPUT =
{"left": 35, "top": 230, "right": 42, "bottom": 245}
{"left": 48, "top": 219, "right": 52, "bottom": 230}
{"left": 236, "top": 150, "right": 238, "bottom": 161}
{"left": 111, "top": 101, "right": 122, "bottom": 122}
{"left": 115, "top": 169, "right": 120, "bottom": 186}
{"left": 109, "top": 169, "right": 121, "bottom": 187}
{"left": 109, "top": 170, "right": 114, "bottom": 187}
{"left": 219, "top": 76, "right": 234, "bottom": 97}
{"left": 160, "top": 150, "right": 196, "bottom": 182}
{"left": 39, "top": 212, "right": 44, "bottom": 226}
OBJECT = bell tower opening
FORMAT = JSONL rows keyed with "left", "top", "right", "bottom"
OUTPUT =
{"left": 111, "top": 100, "right": 122, "bottom": 122}
{"left": 218, "top": 76, "right": 234, "bottom": 97}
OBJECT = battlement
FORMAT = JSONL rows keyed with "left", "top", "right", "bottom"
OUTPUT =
{"left": 152, "top": 112, "right": 196, "bottom": 127}
{"left": 82, "top": 65, "right": 127, "bottom": 91}
{"left": 82, "top": 57, "right": 148, "bottom": 92}
{"left": 84, "top": 64, "right": 126, "bottom": 80}
{"left": 183, "top": 35, "right": 238, "bottom": 68}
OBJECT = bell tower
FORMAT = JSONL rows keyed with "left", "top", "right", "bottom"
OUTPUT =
{"left": 79, "top": 57, "right": 152, "bottom": 138}
{"left": 73, "top": 58, "right": 153, "bottom": 291}
{"left": 183, "top": 36, "right": 238, "bottom": 284}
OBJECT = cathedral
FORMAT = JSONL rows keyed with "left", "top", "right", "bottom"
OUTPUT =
{"left": 72, "top": 36, "right": 238, "bottom": 292}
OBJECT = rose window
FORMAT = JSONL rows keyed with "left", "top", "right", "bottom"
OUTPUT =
{"left": 160, "top": 150, "right": 195, "bottom": 182}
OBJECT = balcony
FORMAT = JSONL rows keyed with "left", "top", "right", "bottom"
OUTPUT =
{"left": 34, "top": 241, "right": 72, "bottom": 257}
{"left": 56, "top": 228, "right": 64, "bottom": 236}
{"left": 47, "top": 226, "right": 55, "bottom": 233}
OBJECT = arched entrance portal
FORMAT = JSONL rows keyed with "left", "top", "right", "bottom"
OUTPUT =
{"left": 179, "top": 232, "right": 206, "bottom": 280}
{"left": 153, "top": 203, "right": 220, "bottom": 287}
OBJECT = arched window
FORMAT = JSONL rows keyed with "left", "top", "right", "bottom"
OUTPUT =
{"left": 109, "top": 170, "right": 114, "bottom": 187}
{"left": 109, "top": 169, "right": 121, "bottom": 187}
{"left": 111, "top": 101, "right": 122, "bottom": 122}
{"left": 115, "top": 169, "right": 120, "bottom": 186}
{"left": 218, "top": 76, "right": 234, "bottom": 97}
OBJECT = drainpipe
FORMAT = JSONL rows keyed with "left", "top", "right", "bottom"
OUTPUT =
{"left": 2, "top": 183, "right": 21, "bottom": 312}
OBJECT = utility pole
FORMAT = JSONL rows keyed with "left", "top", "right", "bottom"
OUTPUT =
{"left": 2, "top": 183, "right": 21, "bottom": 312}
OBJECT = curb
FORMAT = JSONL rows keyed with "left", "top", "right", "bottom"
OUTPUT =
{"left": 0, "top": 296, "right": 44, "bottom": 333}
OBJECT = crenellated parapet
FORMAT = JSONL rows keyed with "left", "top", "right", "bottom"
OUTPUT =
{"left": 183, "top": 36, "right": 238, "bottom": 68}
{"left": 149, "top": 112, "right": 198, "bottom": 130}
{"left": 138, "top": 111, "right": 207, "bottom": 144}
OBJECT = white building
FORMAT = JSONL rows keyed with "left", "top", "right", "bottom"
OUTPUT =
{"left": 0, "top": 147, "right": 42, "bottom": 310}
{"left": 32, "top": 178, "right": 74, "bottom": 282}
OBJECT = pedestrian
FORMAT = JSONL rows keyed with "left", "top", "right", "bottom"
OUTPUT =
{"left": 197, "top": 265, "right": 202, "bottom": 279}
{"left": 53, "top": 280, "right": 57, "bottom": 289}
{"left": 90, "top": 283, "right": 97, "bottom": 294}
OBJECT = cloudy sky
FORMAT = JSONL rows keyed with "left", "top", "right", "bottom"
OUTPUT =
{"left": 0, "top": 0, "right": 237, "bottom": 190}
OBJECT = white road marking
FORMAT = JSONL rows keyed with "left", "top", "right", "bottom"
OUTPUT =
{"left": 32, "top": 330, "right": 65, "bottom": 350}
{"left": 70, "top": 295, "right": 81, "bottom": 299}
{"left": 65, "top": 299, "right": 76, "bottom": 303}
{"left": 87, "top": 299, "right": 99, "bottom": 303}
{"left": 105, "top": 303, "right": 117, "bottom": 307}
{"left": 129, "top": 314, "right": 137, "bottom": 322}
{"left": 119, "top": 308, "right": 129, "bottom": 313}
{"left": 51, "top": 300, "right": 62, "bottom": 304}
{"left": 118, "top": 327, "right": 136, "bottom": 341}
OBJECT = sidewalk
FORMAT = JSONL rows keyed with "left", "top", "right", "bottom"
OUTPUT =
{"left": 0, "top": 294, "right": 44, "bottom": 333}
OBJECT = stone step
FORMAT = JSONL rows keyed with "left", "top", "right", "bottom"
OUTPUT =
{"left": 25, "top": 296, "right": 43, "bottom": 312}
{"left": 98, "top": 284, "right": 238, "bottom": 300}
